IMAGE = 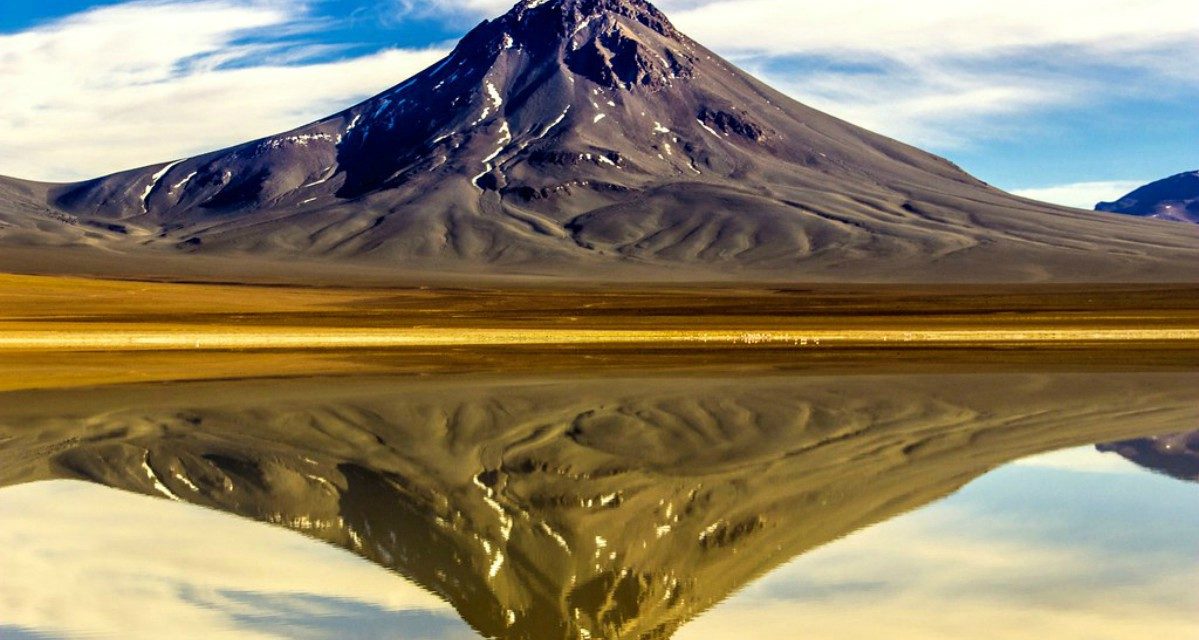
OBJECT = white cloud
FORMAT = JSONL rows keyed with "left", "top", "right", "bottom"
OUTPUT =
{"left": 0, "top": 1, "right": 447, "bottom": 181}
{"left": 1012, "top": 180, "right": 1146, "bottom": 210}
{"left": 386, "top": 0, "right": 514, "bottom": 19}
{"left": 665, "top": 0, "right": 1199, "bottom": 60}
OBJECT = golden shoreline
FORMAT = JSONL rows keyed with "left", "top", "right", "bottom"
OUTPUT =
{"left": 2, "top": 273, "right": 1198, "bottom": 354}
{"left": 1, "top": 327, "right": 1197, "bottom": 352}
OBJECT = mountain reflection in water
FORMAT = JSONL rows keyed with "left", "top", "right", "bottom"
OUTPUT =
{"left": 0, "top": 369, "right": 1196, "bottom": 639}
{"left": 1098, "top": 430, "right": 1199, "bottom": 482}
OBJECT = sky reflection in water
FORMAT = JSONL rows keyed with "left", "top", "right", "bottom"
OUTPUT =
{"left": 2, "top": 446, "right": 1194, "bottom": 639}
{"left": 678, "top": 447, "right": 1199, "bottom": 639}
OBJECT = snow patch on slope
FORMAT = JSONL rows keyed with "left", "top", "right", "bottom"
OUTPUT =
{"left": 140, "top": 159, "right": 184, "bottom": 212}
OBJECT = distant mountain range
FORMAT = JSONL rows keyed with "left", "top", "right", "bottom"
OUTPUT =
{"left": 1096, "top": 171, "right": 1199, "bottom": 224}
{"left": 1, "top": 0, "right": 1197, "bottom": 283}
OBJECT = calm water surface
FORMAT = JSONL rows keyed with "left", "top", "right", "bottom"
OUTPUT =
{"left": 0, "top": 369, "right": 1195, "bottom": 639}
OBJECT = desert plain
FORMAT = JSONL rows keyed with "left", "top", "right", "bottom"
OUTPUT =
{"left": 1, "top": 272, "right": 1197, "bottom": 391}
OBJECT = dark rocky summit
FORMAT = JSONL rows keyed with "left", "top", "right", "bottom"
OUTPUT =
{"left": 2, "top": 0, "right": 1198, "bottom": 282}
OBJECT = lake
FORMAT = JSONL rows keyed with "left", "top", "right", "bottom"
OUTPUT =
{"left": 0, "top": 360, "right": 1195, "bottom": 639}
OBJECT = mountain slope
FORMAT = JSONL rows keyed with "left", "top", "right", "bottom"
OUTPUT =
{"left": 2, "top": 0, "right": 1199, "bottom": 282}
{"left": 1096, "top": 171, "right": 1199, "bottom": 224}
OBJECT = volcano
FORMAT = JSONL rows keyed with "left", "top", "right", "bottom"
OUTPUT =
{"left": 1, "top": 0, "right": 1198, "bottom": 283}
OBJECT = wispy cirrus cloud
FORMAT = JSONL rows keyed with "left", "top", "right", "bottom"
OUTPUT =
{"left": 383, "top": 0, "right": 514, "bottom": 19}
{"left": 666, "top": 0, "right": 1199, "bottom": 60}
{"left": 0, "top": 0, "right": 446, "bottom": 181}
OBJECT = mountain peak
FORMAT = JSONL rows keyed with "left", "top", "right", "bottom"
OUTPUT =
{"left": 455, "top": 0, "right": 690, "bottom": 90}
{"left": 506, "top": 0, "right": 676, "bottom": 30}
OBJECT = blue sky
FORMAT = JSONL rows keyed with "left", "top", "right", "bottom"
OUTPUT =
{"left": 1, "top": 0, "right": 1195, "bottom": 208}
